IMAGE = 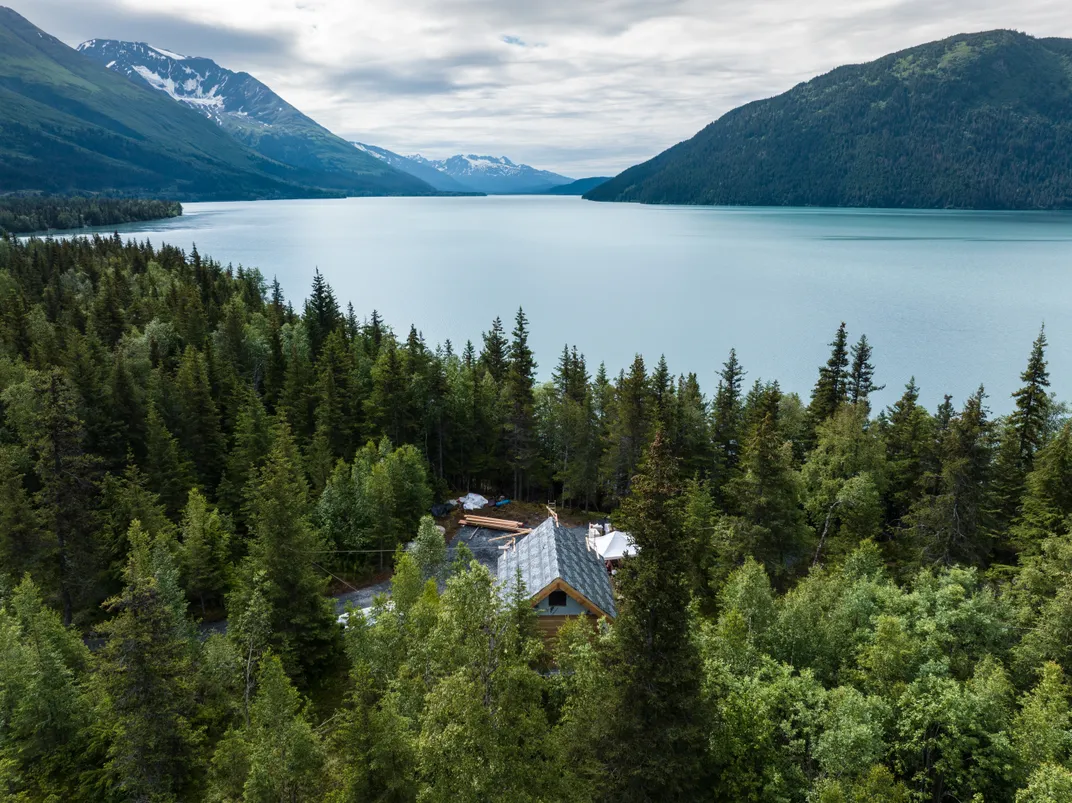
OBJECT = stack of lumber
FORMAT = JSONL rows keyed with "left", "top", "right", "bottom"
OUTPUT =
{"left": 458, "top": 515, "right": 530, "bottom": 535}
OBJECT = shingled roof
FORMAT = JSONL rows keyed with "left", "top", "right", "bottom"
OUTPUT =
{"left": 497, "top": 518, "right": 617, "bottom": 618}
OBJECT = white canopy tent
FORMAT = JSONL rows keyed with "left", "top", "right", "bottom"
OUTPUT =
{"left": 591, "top": 531, "right": 637, "bottom": 562}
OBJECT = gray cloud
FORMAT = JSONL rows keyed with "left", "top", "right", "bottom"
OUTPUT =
{"left": 9, "top": 0, "right": 1072, "bottom": 176}
{"left": 7, "top": 0, "right": 296, "bottom": 69}
{"left": 326, "top": 50, "right": 513, "bottom": 96}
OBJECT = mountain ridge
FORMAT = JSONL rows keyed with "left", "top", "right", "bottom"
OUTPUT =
{"left": 352, "top": 143, "right": 476, "bottom": 193}
{"left": 355, "top": 146, "right": 573, "bottom": 194}
{"left": 0, "top": 6, "right": 347, "bottom": 200}
{"left": 587, "top": 30, "right": 1072, "bottom": 210}
{"left": 76, "top": 38, "right": 434, "bottom": 197}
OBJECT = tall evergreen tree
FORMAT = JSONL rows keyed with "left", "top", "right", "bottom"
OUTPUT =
{"left": 3, "top": 369, "right": 99, "bottom": 624}
{"left": 208, "top": 654, "right": 326, "bottom": 802}
{"left": 605, "top": 431, "right": 707, "bottom": 801}
{"left": 993, "top": 327, "right": 1053, "bottom": 532}
{"left": 0, "top": 577, "right": 95, "bottom": 801}
{"left": 145, "top": 401, "right": 195, "bottom": 518}
{"left": 217, "top": 389, "right": 273, "bottom": 535}
{"left": 305, "top": 268, "right": 341, "bottom": 359}
{"left": 604, "top": 355, "right": 650, "bottom": 501}
{"left": 711, "top": 349, "right": 746, "bottom": 502}
{"left": 1012, "top": 423, "right": 1072, "bottom": 550}
{"left": 882, "top": 378, "right": 936, "bottom": 528}
{"left": 235, "top": 418, "right": 339, "bottom": 684}
{"left": 0, "top": 446, "right": 45, "bottom": 586}
{"left": 179, "top": 490, "right": 232, "bottom": 617}
{"left": 808, "top": 322, "right": 850, "bottom": 428}
{"left": 847, "top": 334, "right": 884, "bottom": 411}
{"left": 504, "top": 307, "right": 537, "bottom": 500}
{"left": 727, "top": 383, "right": 811, "bottom": 576}
{"left": 480, "top": 316, "right": 509, "bottom": 385}
{"left": 673, "top": 372, "right": 711, "bottom": 479}
{"left": 908, "top": 387, "right": 995, "bottom": 566}
{"left": 1012, "top": 326, "right": 1052, "bottom": 469}
{"left": 173, "top": 346, "right": 225, "bottom": 491}
{"left": 650, "top": 355, "right": 674, "bottom": 428}
{"left": 96, "top": 523, "right": 204, "bottom": 800}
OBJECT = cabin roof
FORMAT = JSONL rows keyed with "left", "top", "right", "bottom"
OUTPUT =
{"left": 497, "top": 518, "right": 617, "bottom": 619}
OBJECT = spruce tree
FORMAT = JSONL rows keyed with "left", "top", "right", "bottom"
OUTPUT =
{"left": 907, "top": 387, "right": 995, "bottom": 566}
{"left": 0, "top": 577, "right": 94, "bottom": 801}
{"left": 217, "top": 389, "right": 272, "bottom": 534}
{"left": 480, "top": 316, "right": 509, "bottom": 384}
{"left": 145, "top": 401, "right": 195, "bottom": 518}
{"left": 1012, "top": 423, "right": 1072, "bottom": 550}
{"left": 673, "top": 372, "right": 711, "bottom": 479}
{"left": 711, "top": 348, "right": 745, "bottom": 501}
{"left": 728, "top": 384, "right": 810, "bottom": 576}
{"left": 305, "top": 268, "right": 341, "bottom": 359}
{"left": 173, "top": 346, "right": 224, "bottom": 491}
{"left": 504, "top": 307, "right": 537, "bottom": 500}
{"left": 4, "top": 369, "right": 99, "bottom": 624}
{"left": 365, "top": 309, "right": 386, "bottom": 357}
{"left": 605, "top": 431, "right": 707, "bottom": 801}
{"left": 239, "top": 417, "right": 339, "bottom": 684}
{"left": 650, "top": 355, "right": 674, "bottom": 428}
{"left": 208, "top": 655, "right": 326, "bottom": 802}
{"left": 847, "top": 334, "right": 884, "bottom": 411}
{"left": 883, "top": 379, "right": 935, "bottom": 527}
{"left": 1012, "top": 326, "right": 1052, "bottom": 469}
{"left": 0, "top": 447, "right": 45, "bottom": 586}
{"left": 993, "top": 327, "right": 1053, "bottom": 532}
{"left": 808, "top": 322, "right": 850, "bottom": 427}
{"left": 97, "top": 523, "right": 204, "bottom": 800}
{"left": 605, "top": 355, "right": 650, "bottom": 501}
{"left": 179, "top": 490, "right": 232, "bottom": 617}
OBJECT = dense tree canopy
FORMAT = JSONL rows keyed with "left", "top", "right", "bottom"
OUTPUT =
{"left": 0, "top": 197, "right": 181, "bottom": 235}
{"left": 1, "top": 232, "right": 1071, "bottom": 801}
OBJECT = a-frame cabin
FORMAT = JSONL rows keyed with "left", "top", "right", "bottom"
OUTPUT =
{"left": 497, "top": 517, "right": 617, "bottom": 640}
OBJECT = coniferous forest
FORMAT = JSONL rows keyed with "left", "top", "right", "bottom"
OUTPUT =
{"left": 0, "top": 197, "right": 182, "bottom": 235}
{"left": 5, "top": 233, "right": 1072, "bottom": 802}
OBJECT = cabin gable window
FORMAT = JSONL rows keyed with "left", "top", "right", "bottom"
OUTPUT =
{"left": 548, "top": 589, "right": 569, "bottom": 608}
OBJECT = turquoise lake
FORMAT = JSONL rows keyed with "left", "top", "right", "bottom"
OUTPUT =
{"left": 76, "top": 195, "right": 1072, "bottom": 412}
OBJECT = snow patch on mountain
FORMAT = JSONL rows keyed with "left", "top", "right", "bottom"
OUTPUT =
{"left": 149, "top": 45, "right": 187, "bottom": 61}
{"left": 131, "top": 64, "right": 225, "bottom": 110}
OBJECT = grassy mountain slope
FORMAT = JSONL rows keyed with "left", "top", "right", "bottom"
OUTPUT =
{"left": 587, "top": 31, "right": 1072, "bottom": 209}
{"left": 0, "top": 8, "right": 405, "bottom": 200}
{"left": 78, "top": 40, "right": 433, "bottom": 196}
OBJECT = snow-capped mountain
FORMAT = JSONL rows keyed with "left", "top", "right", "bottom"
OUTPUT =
{"left": 353, "top": 143, "right": 473, "bottom": 193}
{"left": 355, "top": 146, "right": 572, "bottom": 194}
{"left": 76, "top": 39, "right": 433, "bottom": 196}
{"left": 418, "top": 155, "right": 572, "bottom": 194}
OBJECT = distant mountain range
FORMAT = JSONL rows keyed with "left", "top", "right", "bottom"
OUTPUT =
{"left": 354, "top": 145, "right": 573, "bottom": 194}
{"left": 587, "top": 30, "right": 1072, "bottom": 210}
{"left": 352, "top": 144, "right": 473, "bottom": 193}
{"left": 77, "top": 38, "right": 431, "bottom": 197}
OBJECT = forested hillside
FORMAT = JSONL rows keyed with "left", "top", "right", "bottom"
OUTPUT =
{"left": 0, "top": 197, "right": 181, "bottom": 234}
{"left": 4, "top": 233, "right": 1072, "bottom": 800}
{"left": 587, "top": 30, "right": 1072, "bottom": 209}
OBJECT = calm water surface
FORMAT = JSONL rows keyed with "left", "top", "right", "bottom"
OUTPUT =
{"left": 71, "top": 196, "right": 1072, "bottom": 411}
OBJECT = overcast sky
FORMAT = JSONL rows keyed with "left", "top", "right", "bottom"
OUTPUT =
{"left": 11, "top": 0, "right": 1072, "bottom": 176}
